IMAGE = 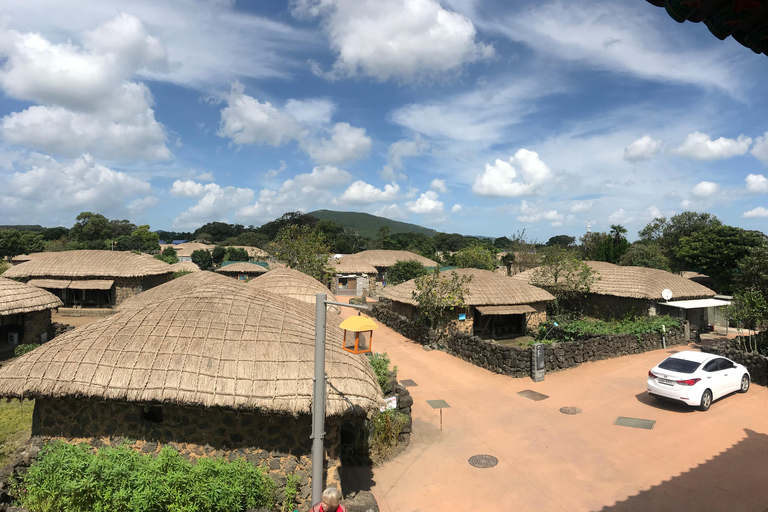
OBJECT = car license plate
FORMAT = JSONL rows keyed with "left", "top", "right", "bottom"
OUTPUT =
{"left": 658, "top": 378, "right": 674, "bottom": 386}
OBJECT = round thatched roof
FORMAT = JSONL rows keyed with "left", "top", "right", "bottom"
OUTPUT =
{"left": 328, "top": 256, "right": 378, "bottom": 274}
{"left": 0, "top": 285, "right": 382, "bottom": 416}
{"left": 0, "top": 277, "right": 63, "bottom": 315}
{"left": 345, "top": 250, "right": 437, "bottom": 268}
{"left": 4, "top": 251, "right": 173, "bottom": 279}
{"left": 514, "top": 261, "right": 715, "bottom": 300}
{"left": 169, "top": 261, "right": 201, "bottom": 273}
{"left": 380, "top": 268, "right": 554, "bottom": 306}
{"left": 249, "top": 268, "right": 339, "bottom": 312}
{"left": 216, "top": 262, "right": 268, "bottom": 275}
{"left": 118, "top": 271, "right": 244, "bottom": 311}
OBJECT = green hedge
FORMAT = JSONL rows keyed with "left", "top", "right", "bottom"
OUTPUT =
{"left": 13, "top": 441, "right": 275, "bottom": 512}
{"left": 539, "top": 315, "right": 681, "bottom": 342}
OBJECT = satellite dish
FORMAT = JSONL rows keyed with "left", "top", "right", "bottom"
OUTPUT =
{"left": 662, "top": 289, "right": 673, "bottom": 301}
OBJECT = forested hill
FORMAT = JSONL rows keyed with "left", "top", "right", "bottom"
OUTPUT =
{"left": 308, "top": 210, "right": 438, "bottom": 238}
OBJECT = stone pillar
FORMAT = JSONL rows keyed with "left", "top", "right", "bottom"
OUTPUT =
{"left": 531, "top": 343, "right": 546, "bottom": 382}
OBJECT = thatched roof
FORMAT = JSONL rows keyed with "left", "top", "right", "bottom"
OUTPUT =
{"left": 159, "top": 243, "right": 215, "bottom": 258}
{"left": 169, "top": 261, "right": 201, "bottom": 273}
{"left": 227, "top": 246, "right": 270, "bottom": 259}
{"left": 345, "top": 250, "right": 437, "bottom": 267}
{"left": 249, "top": 268, "right": 340, "bottom": 313}
{"left": 216, "top": 262, "right": 268, "bottom": 275}
{"left": 380, "top": 268, "right": 554, "bottom": 306}
{"left": 514, "top": 261, "right": 716, "bottom": 300}
{"left": 4, "top": 251, "right": 173, "bottom": 279}
{"left": 0, "top": 277, "right": 63, "bottom": 316}
{"left": 328, "top": 256, "right": 378, "bottom": 274}
{"left": 0, "top": 286, "right": 382, "bottom": 416}
{"left": 118, "top": 272, "right": 243, "bottom": 311}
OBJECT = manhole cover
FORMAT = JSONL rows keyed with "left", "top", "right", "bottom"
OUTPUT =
{"left": 517, "top": 389, "right": 549, "bottom": 401}
{"left": 468, "top": 454, "right": 498, "bottom": 468}
{"left": 614, "top": 416, "right": 656, "bottom": 430}
{"left": 560, "top": 406, "right": 581, "bottom": 415}
{"left": 400, "top": 379, "right": 418, "bottom": 387}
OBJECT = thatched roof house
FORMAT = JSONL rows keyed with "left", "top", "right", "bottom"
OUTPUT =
{"left": 118, "top": 271, "right": 244, "bottom": 311}
{"left": 159, "top": 242, "right": 215, "bottom": 261}
{"left": 327, "top": 255, "right": 378, "bottom": 297}
{"left": 168, "top": 261, "right": 201, "bottom": 273}
{"left": 0, "top": 277, "right": 63, "bottom": 347}
{"left": 0, "top": 285, "right": 381, "bottom": 505}
{"left": 216, "top": 262, "right": 268, "bottom": 280}
{"left": 381, "top": 268, "right": 554, "bottom": 338}
{"left": 249, "top": 267, "right": 340, "bottom": 314}
{"left": 346, "top": 250, "right": 437, "bottom": 268}
{"left": 4, "top": 250, "right": 173, "bottom": 308}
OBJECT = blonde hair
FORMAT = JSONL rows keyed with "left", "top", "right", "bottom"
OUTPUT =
{"left": 322, "top": 487, "right": 341, "bottom": 507}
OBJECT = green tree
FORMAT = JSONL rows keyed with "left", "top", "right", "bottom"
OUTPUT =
{"left": 0, "top": 230, "right": 45, "bottom": 260}
{"left": 619, "top": 243, "right": 670, "bottom": 270}
{"left": 191, "top": 249, "right": 213, "bottom": 270}
{"left": 155, "top": 246, "right": 179, "bottom": 264}
{"left": 639, "top": 212, "right": 722, "bottom": 271}
{"left": 721, "top": 290, "right": 768, "bottom": 352}
{"left": 578, "top": 231, "right": 608, "bottom": 260}
{"left": 130, "top": 225, "right": 160, "bottom": 252}
{"left": 450, "top": 245, "right": 497, "bottom": 270}
{"left": 531, "top": 247, "right": 599, "bottom": 313}
{"left": 676, "top": 225, "right": 763, "bottom": 292}
{"left": 386, "top": 260, "right": 429, "bottom": 285}
{"left": 736, "top": 244, "right": 768, "bottom": 296}
{"left": 224, "top": 247, "right": 249, "bottom": 262}
{"left": 211, "top": 245, "right": 226, "bottom": 266}
{"left": 412, "top": 270, "right": 472, "bottom": 331}
{"left": 546, "top": 235, "right": 576, "bottom": 248}
{"left": 269, "top": 225, "right": 330, "bottom": 280}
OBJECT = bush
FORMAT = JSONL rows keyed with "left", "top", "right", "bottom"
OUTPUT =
{"left": 14, "top": 344, "right": 39, "bottom": 357}
{"left": 538, "top": 315, "right": 681, "bottom": 342}
{"left": 171, "top": 270, "right": 193, "bottom": 279}
{"left": 13, "top": 441, "right": 276, "bottom": 512}
{"left": 282, "top": 473, "right": 301, "bottom": 512}
{"left": 367, "top": 352, "right": 396, "bottom": 396}
{"left": 371, "top": 410, "right": 408, "bottom": 456}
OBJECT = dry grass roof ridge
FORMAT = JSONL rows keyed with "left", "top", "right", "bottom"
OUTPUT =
{"left": 344, "top": 250, "right": 438, "bottom": 267}
{"left": 4, "top": 250, "right": 172, "bottom": 279}
{"left": 0, "top": 277, "right": 63, "bottom": 315}
{"left": 216, "top": 262, "right": 268, "bottom": 274}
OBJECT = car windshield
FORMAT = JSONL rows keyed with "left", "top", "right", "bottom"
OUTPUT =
{"left": 658, "top": 358, "right": 701, "bottom": 374}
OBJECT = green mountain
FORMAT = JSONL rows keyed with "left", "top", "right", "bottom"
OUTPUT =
{"left": 308, "top": 210, "right": 438, "bottom": 239}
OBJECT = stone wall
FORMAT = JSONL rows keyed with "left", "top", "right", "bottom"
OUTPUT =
{"left": 22, "top": 310, "right": 51, "bottom": 344}
{"left": 114, "top": 274, "right": 172, "bottom": 305}
{"left": 701, "top": 340, "right": 768, "bottom": 386}
{"left": 32, "top": 397, "right": 352, "bottom": 510}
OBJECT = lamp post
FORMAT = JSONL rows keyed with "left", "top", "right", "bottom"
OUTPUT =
{"left": 312, "top": 293, "right": 373, "bottom": 504}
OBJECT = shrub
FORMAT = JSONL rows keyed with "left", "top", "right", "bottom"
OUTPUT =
{"left": 371, "top": 410, "right": 408, "bottom": 456}
{"left": 282, "top": 473, "right": 301, "bottom": 512}
{"left": 13, "top": 441, "right": 276, "bottom": 512}
{"left": 367, "top": 352, "right": 396, "bottom": 396}
{"left": 537, "top": 315, "right": 681, "bottom": 342}
{"left": 171, "top": 270, "right": 192, "bottom": 279}
{"left": 14, "top": 344, "right": 39, "bottom": 357}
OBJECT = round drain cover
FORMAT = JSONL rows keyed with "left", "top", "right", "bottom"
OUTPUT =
{"left": 560, "top": 406, "right": 582, "bottom": 415}
{"left": 468, "top": 454, "right": 498, "bottom": 468}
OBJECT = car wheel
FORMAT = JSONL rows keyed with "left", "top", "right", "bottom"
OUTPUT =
{"left": 739, "top": 374, "right": 750, "bottom": 393}
{"left": 699, "top": 389, "right": 713, "bottom": 411}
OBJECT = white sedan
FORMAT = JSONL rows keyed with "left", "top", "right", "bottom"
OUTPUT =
{"left": 647, "top": 351, "right": 750, "bottom": 411}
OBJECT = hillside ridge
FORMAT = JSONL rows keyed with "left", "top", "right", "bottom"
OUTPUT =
{"left": 308, "top": 210, "right": 438, "bottom": 238}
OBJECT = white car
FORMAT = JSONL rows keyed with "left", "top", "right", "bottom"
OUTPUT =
{"left": 647, "top": 351, "right": 750, "bottom": 411}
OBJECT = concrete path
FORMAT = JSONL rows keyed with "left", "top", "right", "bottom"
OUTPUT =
{"left": 341, "top": 304, "right": 768, "bottom": 512}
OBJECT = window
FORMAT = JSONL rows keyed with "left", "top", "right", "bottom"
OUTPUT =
{"left": 658, "top": 358, "right": 701, "bottom": 374}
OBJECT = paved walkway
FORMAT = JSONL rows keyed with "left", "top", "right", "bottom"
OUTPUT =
{"left": 340, "top": 304, "right": 768, "bottom": 512}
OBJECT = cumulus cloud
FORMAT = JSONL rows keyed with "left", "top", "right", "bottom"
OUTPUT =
{"left": 570, "top": 200, "right": 593, "bottom": 213}
{"left": 300, "top": 122, "right": 372, "bottom": 165}
{"left": 472, "top": 149, "right": 553, "bottom": 197}
{"left": 406, "top": 190, "right": 444, "bottom": 215}
{"left": 743, "top": 207, "right": 768, "bottom": 218}
{"left": 0, "top": 13, "right": 171, "bottom": 160}
{"left": 451, "top": 204, "right": 463, "bottom": 213}
{"left": 517, "top": 200, "right": 563, "bottom": 226}
{"left": 265, "top": 160, "right": 288, "bottom": 178}
{"left": 170, "top": 180, "right": 206, "bottom": 198}
{"left": 746, "top": 174, "right": 768, "bottom": 194}
{"left": 172, "top": 181, "right": 254, "bottom": 229}
{"left": 375, "top": 203, "right": 408, "bottom": 221}
{"left": 672, "top": 132, "right": 752, "bottom": 160}
{"left": 623, "top": 135, "right": 663, "bottom": 162}
{"left": 692, "top": 181, "right": 719, "bottom": 197}
{"left": 430, "top": 179, "right": 447, "bottom": 193}
{"left": 751, "top": 132, "right": 768, "bottom": 164}
{"left": 389, "top": 135, "right": 429, "bottom": 169}
{"left": 292, "top": 0, "right": 493, "bottom": 83}
{"left": 0, "top": 153, "right": 153, "bottom": 221}
{"left": 284, "top": 98, "right": 335, "bottom": 125}
{"left": 339, "top": 180, "right": 400, "bottom": 203}
{"left": 608, "top": 208, "right": 632, "bottom": 224}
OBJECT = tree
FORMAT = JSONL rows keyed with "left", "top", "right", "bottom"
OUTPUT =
{"left": 578, "top": 231, "right": 608, "bottom": 260}
{"left": 619, "top": 243, "right": 669, "bottom": 270}
{"left": 736, "top": 244, "right": 768, "bottom": 296}
{"left": 593, "top": 233, "right": 629, "bottom": 264}
{"left": 412, "top": 270, "right": 472, "bottom": 331}
{"left": 639, "top": 212, "right": 722, "bottom": 271}
{"left": 387, "top": 260, "right": 429, "bottom": 286}
{"left": 675, "top": 225, "right": 763, "bottom": 292}
{"left": 211, "top": 246, "right": 226, "bottom": 266}
{"left": 155, "top": 246, "right": 179, "bottom": 264}
{"left": 191, "top": 249, "right": 213, "bottom": 270}
{"left": 546, "top": 235, "right": 576, "bottom": 249}
{"left": 375, "top": 226, "right": 393, "bottom": 250}
{"left": 721, "top": 290, "right": 768, "bottom": 352}
{"left": 609, "top": 224, "right": 627, "bottom": 245}
{"left": 269, "top": 225, "right": 330, "bottom": 280}
{"left": 224, "top": 247, "right": 249, "bottom": 262}
{"left": 530, "top": 247, "right": 599, "bottom": 313}
{"left": 130, "top": 225, "right": 160, "bottom": 252}
{"left": 450, "top": 245, "right": 496, "bottom": 270}
{"left": 0, "top": 230, "right": 45, "bottom": 260}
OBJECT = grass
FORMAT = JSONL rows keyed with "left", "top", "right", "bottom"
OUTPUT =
{"left": 0, "top": 399, "right": 34, "bottom": 467}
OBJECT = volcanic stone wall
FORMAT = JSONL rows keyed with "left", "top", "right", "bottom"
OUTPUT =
{"left": 702, "top": 340, "right": 768, "bottom": 386}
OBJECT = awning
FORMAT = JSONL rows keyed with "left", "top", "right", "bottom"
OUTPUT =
{"left": 28, "top": 279, "right": 71, "bottom": 289}
{"left": 476, "top": 305, "right": 536, "bottom": 315}
{"left": 658, "top": 298, "right": 731, "bottom": 310}
{"left": 68, "top": 280, "right": 114, "bottom": 290}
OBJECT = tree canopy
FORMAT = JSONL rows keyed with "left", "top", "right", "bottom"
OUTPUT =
{"left": 412, "top": 270, "right": 472, "bottom": 331}
{"left": 449, "top": 245, "right": 497, "bottom": 270}
{"left": 269, "top": 225, "right": 330, "bottom": 280}
{"left": 191, "top": 249, "right": 213, "bottom": 270}
{"left": 531, "top": 247, "right": 598, "bottom": 313}
{"left": 386, "top": 260, "right": 430, "bottom": 286}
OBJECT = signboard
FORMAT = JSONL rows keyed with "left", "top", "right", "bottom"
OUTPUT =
{"left": 380, "top": 396, "right": 397, "bottom": 412}
{"left": 458, "top": 313, "right": 466, "bottom": 321}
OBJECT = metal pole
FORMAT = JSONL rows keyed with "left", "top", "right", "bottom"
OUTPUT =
{"left": 311, "top": 293, "right": 327, "bottom": 505}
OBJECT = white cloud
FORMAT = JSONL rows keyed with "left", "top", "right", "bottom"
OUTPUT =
{"left": 128, "top": 195, "right": 160, "bottom": 215}
{"left": 292, "top": 0, "right": 493, "bottom": 83}
{"left": 388, "top": 135, "right": 430, "bottom": 169}
{"left": 217, "top": 82, "right": 304, "bottom": 146}
{"left": 672, "top": 132, "right": 752, "bottom": 161}
{"left": 406, "top": 190, "right": 444, "bottom": 214}
{"left": 608, "top": 208, "right": 631, "bottom": 224}
{"left": 339, "top": 181, "right": 400, "bottom": 203}
{"left": 570, "top": 200, "right": 593, "bottom": 213}
{"left": 648, "top": 206, "right": 662, "bottom": 219}
{"left": 300, "top": 122, "right": 372, "bottom": 165}
{"left": 172, "top": 181, "right": 254, "bottom": 229}
{"left": 472, "top": 149, "right": 553, "bottom": 197}
{"left": 751, "top": 132, "right": 768, "bottom": 164}
{"left": 0, "top": 153, "right": 153, "bottom": 222}
{"left": 375, "top": 203, "right": 408, "bottom": 221}
{"left": 623, "top": 135, "right": 663, "bottom": 162}
{"left": 692, "top": 181, "right": 719, "bottom": 197}
{"left": 451, "top": 203, "right": 463, "bottom": 213}
{"left": 743, "top": 207, "right": 768, "bottom": 219}
{"left": 746, "top": 174, "right": 768, "bottom": 194}
{"left": 0, "top": 14, "right": 171, "bottom": 160}
{"left": 265, "top": 160, "right": 288, "bottom": 178}
{"left": 517, "top": 200, "right": 563, "bottom": 226}
{"left": 170, "top": 180, "right": 206, "bottom": 198}
{"left": 284, "top": 98, "right": 335, "bottom": 125}
{"left": 430, "top": 179, "right": 447, "bottom": 193}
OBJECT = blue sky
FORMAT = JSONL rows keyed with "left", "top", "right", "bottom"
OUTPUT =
{"left": 0, "top": 0, "right": 766, "bottom": 241}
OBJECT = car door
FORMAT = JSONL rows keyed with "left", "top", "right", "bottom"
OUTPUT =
{"left": 701, "top": 358, "right": 728, "bottom": 399}
{"left": 717, "top": 359, "right": 741, "bottom": 394}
